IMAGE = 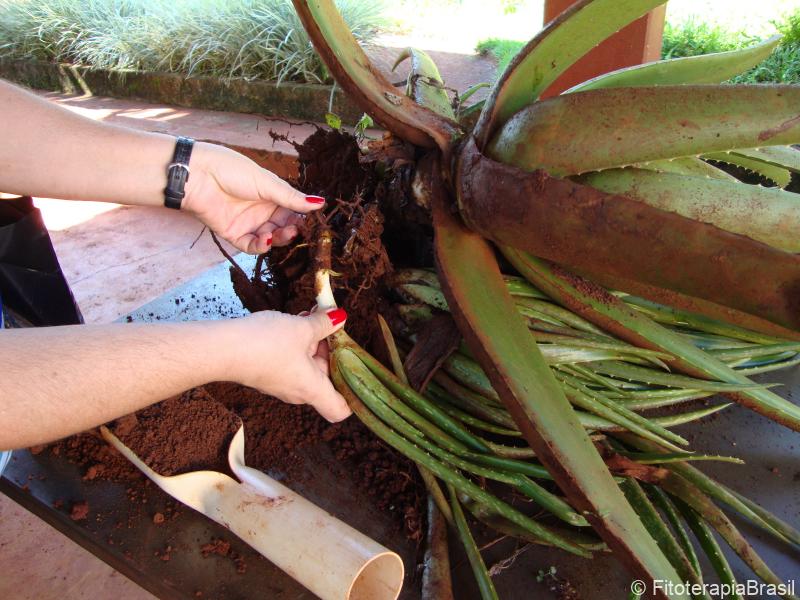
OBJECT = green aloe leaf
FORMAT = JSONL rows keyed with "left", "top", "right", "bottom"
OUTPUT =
{"left": 617, "top": 452, "right": 744, "bottom": 466}
{"left": 502, "top": 249, "right": 800, "bottom": 431}
{"left": 432, "top": 168, "right": 686, "bottom": 593}
{"left": 648, "top": 488, "right": 703, "bottom": 584}
{"left": 661, "top": 474, "right": 798, "bottom": 599}
{"left": 488, "top": 85, "right": 800, "bottom": 176}
{"left": 461, "top": 495, "right": 605, "bottom": 551}
{"left": 588, "top": 403, "right": 731, "bottom": 431}
{"left": 582, "top": 168, "right": 800, "bottom": 251}
{"left": 291, "top": 0, "right": 458, "bottom": 150}
{"left": 447, "top": 484, "right": 499, "bottom": 600}
{"left": 732, "top": 145, "right": 800, "bottom": 173}
{"left": 392, "top": 47, "right": 455, "bottom": 120}
{"left": 568, "top": 36, "right": 781, "bottom": 92}
{"left": 672, "top": 499, "right": 743, "bottom": 600}
{"left": 620, "top": 478, "right": 705, "bottom": 592}
{"left": 619, "top": 295, "right": 789, "bottom": 345}
{"left": 703, "top": 151, "right": 792, "bottom": 188}
{"left": 587, "top": 361, "right": 764, "bottom": 393}
{"left": 459, "top": 82, "right": 491, "bottom": 105}
{"left": 584, "top": 272, "right": 800, "bottom": 342}
{"left": 619, "top": 433, "right": 800, "bottom": 549}
{"left": 339, "top": 348, "right": 587, "bottom": 527}
{"left": 474, "top": 0, "right": 666, "bottom": 147}
{"left": 331, "top": 351, "right": 592, "bottom": 556}
{"left": 458, "top": 137, "right": 800, "bottom": 331}
{"left": 637, "top": 157, "right": 735, "bottom": 180}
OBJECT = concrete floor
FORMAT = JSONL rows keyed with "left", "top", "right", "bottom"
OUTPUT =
{"left": 0, "top": 94, "right": 314, "bottom": 599}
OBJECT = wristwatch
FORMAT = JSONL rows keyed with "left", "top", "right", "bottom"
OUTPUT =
{"left": 164, "top": 136, "right": 195, "bottom": 210}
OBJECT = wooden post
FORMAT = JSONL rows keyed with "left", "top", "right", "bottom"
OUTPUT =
{"left": 542, "top": 0, "right": 666, "bottom": 97}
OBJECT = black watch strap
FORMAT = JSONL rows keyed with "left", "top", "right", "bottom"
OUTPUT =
{"left": 164, "top": 136, "right": 194, "bottom": 210}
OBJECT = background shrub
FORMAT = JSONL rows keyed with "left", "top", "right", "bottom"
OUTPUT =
{"left": 0, "top": 0, "right": 387, "bottom": 83}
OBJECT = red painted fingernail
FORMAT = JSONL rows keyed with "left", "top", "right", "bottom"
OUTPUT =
{"left": 306, "top": 195, "right": 325, "bottom": 204}
{"left": 326, "top": 308, "right": 347, "bottom": 326}
{"left": 264, "top": 233, "right": 273, "bottom": 246}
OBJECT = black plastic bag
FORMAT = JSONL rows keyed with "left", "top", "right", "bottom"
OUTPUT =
{"left": 0, "top": 196, "right": 82, "bottom": 326}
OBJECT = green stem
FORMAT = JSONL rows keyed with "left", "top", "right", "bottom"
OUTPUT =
{"left": 661, "top": 474, "right": 797, "bottom": 600}
{"left": 620, "top": 478, "right": 706, "bottom": 596}
{"left": 447, "top": 484, "right": 500, "bottom": 600}
{"left": 672, "top": 499, "right": 744, "bottom": 600}
{"left": 620, "top": 433, "right": 800, "bottom": 548}
{"left": 345, "top": 357, "right": 586, "bottom": 526}
{"left": 350, "top": 342, "right": 492, "bottom": 453}
{"left": 648, "top": 487, "right": 702, "bottom": 582}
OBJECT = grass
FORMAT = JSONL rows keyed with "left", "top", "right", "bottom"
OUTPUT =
{"left": 661, "top": 19, "right": 753, "bottom": 59}
{"left": 0, "top": 0, "right": 388, "bottom": 83}
{"left": 475, "top": 38, "right": 524, "bottom": 74}
{"left": 477, "top": 8, "right": 800, "bottom": 85}
{"left": 665, "top": 11, "right": 800, "bottom": 84}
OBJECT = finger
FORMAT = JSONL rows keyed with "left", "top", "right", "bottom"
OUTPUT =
{"left": 306, "top": 367, "right": 351, "bottom": 422}
{"left": 314, "top": 339, "right": 330, "bottom": 361}
{"left": 306, "top": 307, "right": 347, "bottom": 342}
{"left": 232, "top": 231, "right": 273, "bottom": 254}
{"left": 257, "top": 170, "right": 326, "bottom": 214}
{"left": 270, "top": 225, "right": 298, "bottom": 247}
{"left": 313, "top": 354, "right": 330, "bottom": 376}
{"left": 270, "top": 206, "right": 304, "bottom": 228}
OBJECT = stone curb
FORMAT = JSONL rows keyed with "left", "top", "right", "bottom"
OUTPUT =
{"left": 0, "top": 58, "right": 364, "bottom": 123}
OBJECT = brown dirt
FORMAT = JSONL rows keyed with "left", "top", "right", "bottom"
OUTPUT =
{"left": 47, "top": 429, "right": 141, "bottom": 482}
{"left": 206, "top": 381, "right": 423, "bottom": 540}
{"left": 234, "top": 128, "right": 422, "bottom": 351}
{"left": 111, "top": 387, "right": 240, "bottom": 476}
{"left": 200, "top": 538, "right": 248, "bottom": 574}
{"left": 70, "top": 501, "right": 89, "bottom": 521}
{"left": 47, "top": 380, "right": 423, "bottom": 540}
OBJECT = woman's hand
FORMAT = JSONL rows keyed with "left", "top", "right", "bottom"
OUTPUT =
{"left": 183, "top": 142, "right": 325, "bottom": 254}
{"left": 222, "top": 306, "right": 351, "bottom": 422}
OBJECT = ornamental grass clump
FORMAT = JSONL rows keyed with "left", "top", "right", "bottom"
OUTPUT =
{"left": 0, "top": 0, "right": 387, "bottom": 82}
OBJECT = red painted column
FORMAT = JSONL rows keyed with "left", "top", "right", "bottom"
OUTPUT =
{"left": 542, "top": 0, "right": 666, "bottom": 97}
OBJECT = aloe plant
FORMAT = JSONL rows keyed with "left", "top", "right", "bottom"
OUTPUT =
{"left": 288, "top": 0, "right": 800, "bottom": 597}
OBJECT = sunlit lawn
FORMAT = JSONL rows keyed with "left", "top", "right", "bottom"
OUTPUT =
{"left": 379, "top": 0, "right": 800, "bottom": 53}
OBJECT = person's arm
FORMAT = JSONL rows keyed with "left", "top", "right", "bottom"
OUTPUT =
{"left": 0, "top": 79, "right": 324, "bottom": 254}
{"left": 0, "top": 308, "right": 349, "bottom": 450}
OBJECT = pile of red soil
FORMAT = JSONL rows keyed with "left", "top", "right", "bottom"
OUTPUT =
{"left": 47, "top": 382, "right": 423, "bottom": 540}
{"left": 207, "top": 381, "right": 423, "bottom": 540}
{"left": 111, "top": 387, "right": 240, "bottom": 476}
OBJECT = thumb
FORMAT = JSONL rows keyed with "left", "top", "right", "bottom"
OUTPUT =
{"left": 306, "top": 307, "right": 348, "bottom": 341}
{"left": 306, "top": 368, "right": 352, "bottom": 423}
{"left": 257, "top": 169, "right": 326, "bottom": 213}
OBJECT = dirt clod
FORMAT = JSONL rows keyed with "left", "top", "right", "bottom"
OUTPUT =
{"left": 70, "top": 501, "right": 89, "bottom": 521}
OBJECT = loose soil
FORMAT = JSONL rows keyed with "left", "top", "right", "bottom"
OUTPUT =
{"left": 112, "top": 387, "right": 240, "bottom": 476}
{"left": 251, "top": 127, "right": 425, "bottom": 351}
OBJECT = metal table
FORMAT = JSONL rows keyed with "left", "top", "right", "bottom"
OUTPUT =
{"left": 2, "top": 257, "right": 799, "bottom": 599}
